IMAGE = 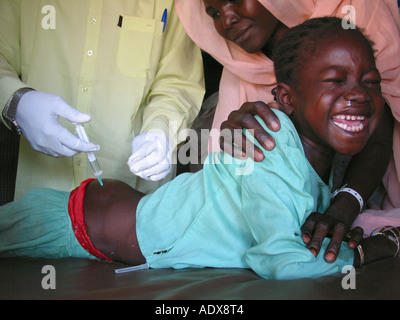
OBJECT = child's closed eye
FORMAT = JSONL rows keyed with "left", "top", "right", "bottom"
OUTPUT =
{"left": 322, "top": 78, "right": 345, "bottom": 84}
{"left": 362, "top": 79, "right": 381, "bottom": 87}
{"left": 362, "top": 71, "right": 381, "bottom": 87}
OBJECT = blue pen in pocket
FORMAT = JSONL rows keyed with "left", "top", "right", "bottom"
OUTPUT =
{"left": 162, "top": 9, "right": 167, "bottom": 32}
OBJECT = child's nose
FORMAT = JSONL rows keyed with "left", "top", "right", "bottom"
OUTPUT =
{"left": 343, "top": 85, "right": 370, "bottom": 104}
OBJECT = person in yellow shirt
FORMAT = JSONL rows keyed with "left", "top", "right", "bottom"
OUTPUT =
{"left": 0, "top": 0, "right": 205, "bottom": 199}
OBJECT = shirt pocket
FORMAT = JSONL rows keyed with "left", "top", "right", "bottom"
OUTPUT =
{"left": 117, "top": 16, "right": 164, "bottom": 78}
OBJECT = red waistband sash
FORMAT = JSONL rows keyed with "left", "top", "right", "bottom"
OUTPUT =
{"left": 68, "top": 179, "right": 112, "bottom": 261}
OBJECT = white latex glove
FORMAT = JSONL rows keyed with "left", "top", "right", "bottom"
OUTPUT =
{"left": 15, "top": 91, "right": 99, "bottom": 157}
{"left": 128, "top": 130, "right": 172, "bottom": 181}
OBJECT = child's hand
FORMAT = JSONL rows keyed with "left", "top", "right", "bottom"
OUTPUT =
{"left": 301, "top": 211, "right": 364, "bottom": 262}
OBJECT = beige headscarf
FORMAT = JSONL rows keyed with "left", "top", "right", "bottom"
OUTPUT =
{"left": 176, "top": 0, "right": 400, "bottom": 216}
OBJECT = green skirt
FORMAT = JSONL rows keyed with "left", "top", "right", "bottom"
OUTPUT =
{"left": 0, "top": 188, "right": 94, "bottom": 259}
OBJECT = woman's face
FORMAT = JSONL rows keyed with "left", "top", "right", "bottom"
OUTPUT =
{"left": 202, "top": 0, "right": 280, "bottom": 53}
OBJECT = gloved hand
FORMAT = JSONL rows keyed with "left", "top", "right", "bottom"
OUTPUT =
{"left": 15, "top": 91, "right": 99, "bottom": 157}
{"left": 127, "top": 130, "right": 172, "bottom": 181}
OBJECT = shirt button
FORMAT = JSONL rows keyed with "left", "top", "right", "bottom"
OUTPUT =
{"left": 87, "top": 50, "right": 93, "bottom": 56}
{"left": 90, "top": 18, "right": 97, "bottom": 24}
{"left": 82, "top": 87, "right": 88, "bottom": 93}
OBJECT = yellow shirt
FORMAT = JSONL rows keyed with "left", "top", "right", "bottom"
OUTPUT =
{"left": 0, "top": 0, "right": 205, "bottom": 198}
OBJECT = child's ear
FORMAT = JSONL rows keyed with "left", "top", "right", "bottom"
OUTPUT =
{"left": 275, "top": 83, "right": 294, "bottom": 115}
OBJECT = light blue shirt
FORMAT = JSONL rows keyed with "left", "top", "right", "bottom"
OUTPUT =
{"left": 137, "top": 110, "right": 354, "bottom": 280}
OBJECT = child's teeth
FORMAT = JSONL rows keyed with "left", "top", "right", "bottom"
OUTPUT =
{"left": 333, "top": 121, "right": 365, "bottom": 132}
{"left": 332, "top": 114, "right": 366, "bottom": 132}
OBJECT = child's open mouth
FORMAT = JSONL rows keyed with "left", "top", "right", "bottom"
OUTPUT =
{"left": 331, "top": 114, "right": 367, "bottom": 133}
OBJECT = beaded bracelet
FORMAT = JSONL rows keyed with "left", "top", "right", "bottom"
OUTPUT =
{"left": 370, "top": 226, "right": 400, "bottom": 257}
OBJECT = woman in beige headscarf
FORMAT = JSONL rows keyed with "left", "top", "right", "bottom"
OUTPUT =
{"left": 176, "top": 0, "right": 400, "bottom": 262}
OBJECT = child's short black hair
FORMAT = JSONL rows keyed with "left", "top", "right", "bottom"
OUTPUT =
{"left": 272, "top": 16, "right": 375, "bottom": 87}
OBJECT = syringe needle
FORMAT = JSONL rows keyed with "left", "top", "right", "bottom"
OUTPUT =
{"left": 75, "top": 124, "right": 103, "bottom": 186}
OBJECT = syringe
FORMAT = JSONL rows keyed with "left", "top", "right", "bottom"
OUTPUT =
{"left": 75, "top": 124, "right": 103, "bottom": 186}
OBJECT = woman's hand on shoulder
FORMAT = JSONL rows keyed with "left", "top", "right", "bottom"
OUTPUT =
{"left": 220, "top": 101, "right": 281, "bottom": 161}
